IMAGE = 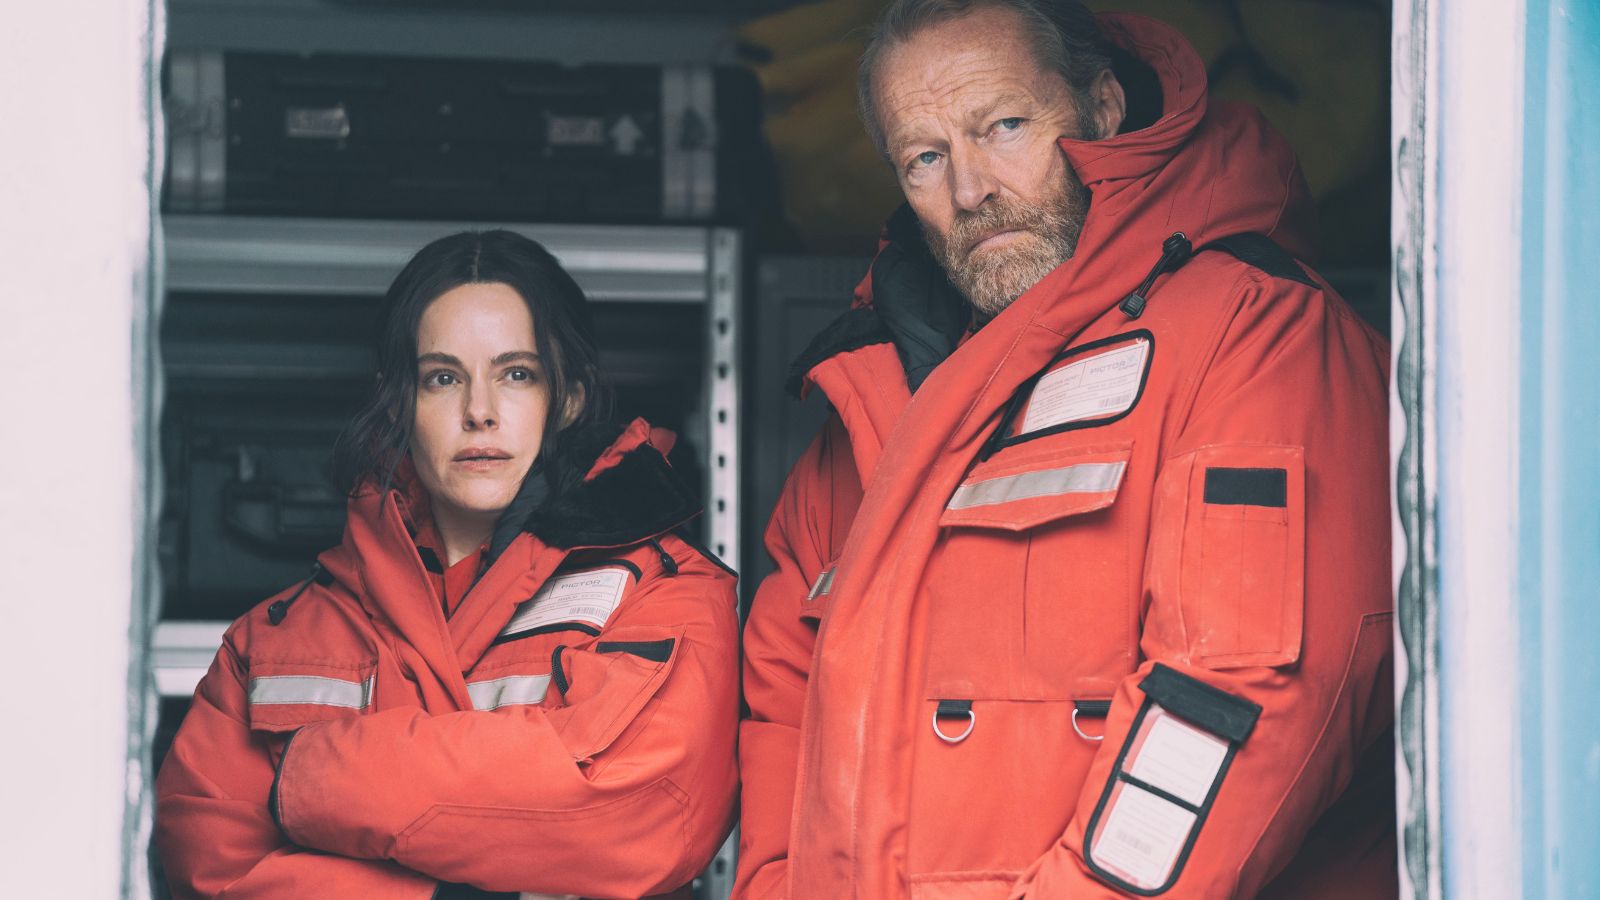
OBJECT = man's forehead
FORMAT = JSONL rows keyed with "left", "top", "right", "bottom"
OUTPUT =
{"left": 877, "top": 33, "right": 1058, "bottom": 152}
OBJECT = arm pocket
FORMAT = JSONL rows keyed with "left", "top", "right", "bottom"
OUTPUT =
{"left": 1180, "top": 444, "right": 1305, "bottom": 669}
{"left": 547, "top": 626, "right": 683, "bottom": 762}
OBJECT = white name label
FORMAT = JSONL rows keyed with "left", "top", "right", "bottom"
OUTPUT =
{"left": 1090, "top": 704, "right": 1232, "bottom": 890}
{"left": 502, "top": 567, "right": 630, "bottom": 635}
{"left": 1093, "top": 782, "right": 1197, "bottom": 889}
{"left": 1021, "top": 338, "right": 1150, "bottom": 434}
{"left": 1127, "top": 708, "right": 1230, "bottom": 806}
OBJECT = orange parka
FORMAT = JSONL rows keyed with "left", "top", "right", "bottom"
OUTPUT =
{"left": 157, "top": 419, "right": 740, "bottom": 899}
{"left": 735, "top": 14, "right": 1394, "bottom": 900}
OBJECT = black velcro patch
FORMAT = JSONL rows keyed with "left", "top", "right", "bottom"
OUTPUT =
{"left": 1203, "top": 467, "right": 1287, "bottom": 507}
{"left": 596, "top": 638, "right": 675, "bottom": 663}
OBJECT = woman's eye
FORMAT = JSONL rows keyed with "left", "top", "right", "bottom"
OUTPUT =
{"left": 423, "top": 370, "right": 458, "bottom": 388}
{"left": 506, "top": 367, "right": 538, "bottom": 383}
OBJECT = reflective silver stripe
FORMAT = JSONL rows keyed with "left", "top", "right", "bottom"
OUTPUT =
{"left": 807, "top": 568, "right": 836, "bottom": 602}
{"left": 947, "top": 460, "right": 1127, "bottom": 511}
{"left": 468, "top": 674, "right": 552, "bottom": 711}
{"left": 248, "top": 674, "right": 373, "bottom": 709}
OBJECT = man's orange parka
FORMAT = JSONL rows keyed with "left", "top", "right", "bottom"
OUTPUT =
{"left": 736, "top": 14, "right": 1394, "bottom": 899}
{"left": 157, "top": 420, "right": 739, "bottom": 899}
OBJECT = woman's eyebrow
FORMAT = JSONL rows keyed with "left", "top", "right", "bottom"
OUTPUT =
{"left": 493, "top": 350, "right": 541, "bottom": 365}
{"left": 415, "top": 351, "right": 540, "bottom": 366}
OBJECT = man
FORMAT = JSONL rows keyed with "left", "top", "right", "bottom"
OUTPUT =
{"left": 736, "top": 2, "right": 1394, "bottom": 898}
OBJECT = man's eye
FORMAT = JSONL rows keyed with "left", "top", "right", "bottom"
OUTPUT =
{"left": 995, "top": 117, "right": 1023, "bottom": 132}
{"left": 916, "top": 150, "right": 941, "bottom": 165}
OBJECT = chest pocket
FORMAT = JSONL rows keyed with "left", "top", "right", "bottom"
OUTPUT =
{"left": 923, "top": 440, "right": 1138, "bottom": 702}
{"left": 245, "top": 656, "right": 377, "bottom": 733}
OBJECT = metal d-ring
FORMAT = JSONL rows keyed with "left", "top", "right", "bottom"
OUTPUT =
{"left": 932, "top": 707, "right": 976, "bottom": 744}
{"left": 1071, "top": 707, "right": 1105, "bottom": 742}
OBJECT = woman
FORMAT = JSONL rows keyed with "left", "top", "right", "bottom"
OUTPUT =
{"left": 156, "top": 231, "right": 740, "bottom": 899}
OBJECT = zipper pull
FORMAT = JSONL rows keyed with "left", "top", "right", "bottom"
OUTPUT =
{"left": 268, "top": 561, "right": 328, "bottom": 625}
{"left": 648, "top": 537, "right": 679, "bottom": 576}
{"left": 1119, "top": 231, "right": 1192, "bottom": 318}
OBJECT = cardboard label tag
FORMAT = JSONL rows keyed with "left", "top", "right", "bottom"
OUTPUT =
{"left": 501, "top": 567, "right": 630, "bottom": 635}
{"left": 1127, "top": 707, "right": 1231, "bottom": 806}
{"left": 1091, "top": 782, "right": 1198, "bottom": 889}
{"left": 1021, "top": 337, "right": 1150, "bottom": 434}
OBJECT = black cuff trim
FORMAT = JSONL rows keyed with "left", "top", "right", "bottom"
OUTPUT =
{"left": 1139, "top": 664, "right": 1263, "bottom": 743}
{"left": 1202, "top": 467, "right": 1288, "bottom": 508}
{"left": 550, "top": 645, "right": 571, "bottom": 697}
{"left": 596, "top": 638, "right": 675, "bottom": 663}
{"left": 267, "top": 727, "right": 301, "bottom": 840}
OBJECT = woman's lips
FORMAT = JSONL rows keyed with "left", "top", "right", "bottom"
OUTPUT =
{"left": 453, "top": 448, "right": 512, "bottom": 471}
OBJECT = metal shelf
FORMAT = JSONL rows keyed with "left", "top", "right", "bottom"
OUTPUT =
{"left": 165, "top": 214, "right": 725, "bottom": 303}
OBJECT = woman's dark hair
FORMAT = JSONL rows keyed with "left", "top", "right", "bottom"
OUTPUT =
{"left": 333, "top": 229, "right": 607, "bottom": 495}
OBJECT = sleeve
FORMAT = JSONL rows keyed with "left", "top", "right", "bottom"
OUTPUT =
{"left": 270, "top": 547, "right": 741, "bottom": 899}
{"left": 732, "top": 415, "right": 863, "bottom": 900}
{"left": 155, "top": 642, "right": 436, "bottom": 900}
{"left": 1010, "top": 273, "right": 1395, "bottom": 898}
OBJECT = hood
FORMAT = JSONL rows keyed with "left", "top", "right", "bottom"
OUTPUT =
{"left": 318, "top": 417, "right": 700, "bottom": 629}
{"left": 792, "top": 12, "right": 1316, "bottom": 397}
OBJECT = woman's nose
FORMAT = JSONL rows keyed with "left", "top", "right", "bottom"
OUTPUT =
{"left": 463, "top": 381, "right": 497, "bottom": 429}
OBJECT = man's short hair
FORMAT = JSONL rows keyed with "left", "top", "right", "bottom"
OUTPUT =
{"left": 858, "top": 0, "right": 1114, "bottom": 158}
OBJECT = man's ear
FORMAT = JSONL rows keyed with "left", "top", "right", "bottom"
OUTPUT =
{"left": 1091, "top": 68, "right": 1127, "bottom": 139}
{"left": 559, "top": 383, "right": 587, "bottom": 428}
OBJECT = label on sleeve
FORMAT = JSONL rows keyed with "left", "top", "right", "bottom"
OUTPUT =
{"left": 502, "top": 567, "right": 630, "bottom": 633}
{"left": 1091, "top": 782, "right": 1198, "bottom": 889}
{"left": 1020, "top": 337, "right": 1150, "bottom": 433}
{"left": 1126, "top": 707, "right": 1231, "bottom": 806}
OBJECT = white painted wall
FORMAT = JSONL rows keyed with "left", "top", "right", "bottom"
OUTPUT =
{"left": 0, "top": 2, "right": 159, "bottom": 895}
{"left": 1433, "top": 0, "right": 1528, "bottom": 897}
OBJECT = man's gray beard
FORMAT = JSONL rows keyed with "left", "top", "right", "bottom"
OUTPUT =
{"left": 925, "top": 174, "right": 1092, "bottom": 318}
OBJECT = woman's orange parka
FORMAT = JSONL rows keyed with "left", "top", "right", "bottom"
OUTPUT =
{"left": 157, "top": 420, "right": 740, "bottom": 899}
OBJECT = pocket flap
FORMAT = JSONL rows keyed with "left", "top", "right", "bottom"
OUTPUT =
{"left": 246, "top": 657, "right": 376, "bottom": 732}
{"left": 941, "top": 441, "right": 1133, "bottom": 531}
{"left": 548, "top": 625, "right": 683, "bottom": 762}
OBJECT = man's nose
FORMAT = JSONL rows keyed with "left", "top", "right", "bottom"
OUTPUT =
{"left": 949, "top": 145, "right": 998, "bottom": 213}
